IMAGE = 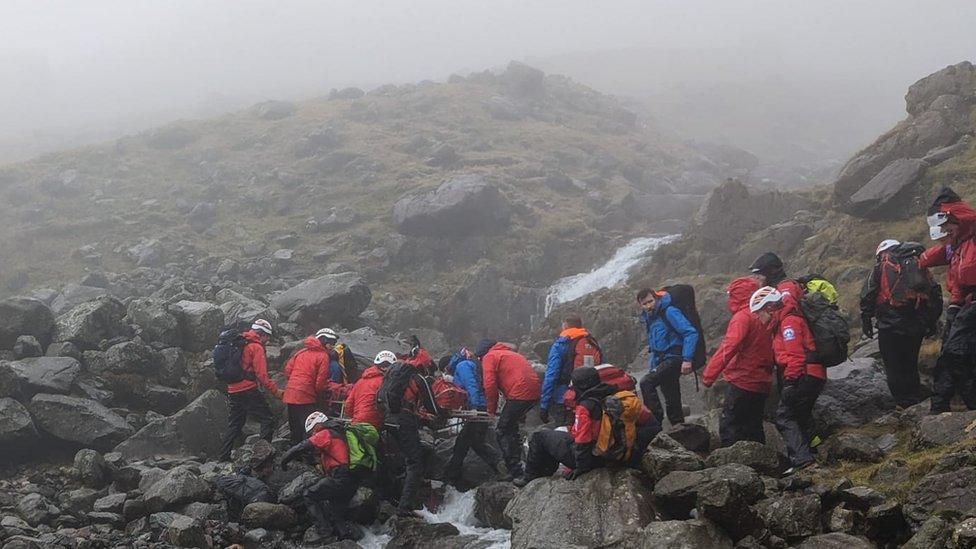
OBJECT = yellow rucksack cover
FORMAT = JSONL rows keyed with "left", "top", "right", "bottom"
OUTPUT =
{"left": 594, "top": 390, "right": 642, "bottom": 461}
{"left": 805, "top": 278, "right": 838, "bottom": 306}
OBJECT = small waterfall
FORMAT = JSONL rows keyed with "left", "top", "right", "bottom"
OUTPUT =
{"left": 544, "top": 234, "right": 679, "bottom": 316}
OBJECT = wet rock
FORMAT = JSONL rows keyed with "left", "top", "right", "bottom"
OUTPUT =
{"left": 17, "top": 493, "right": 59, "bottom": 526}
{"left": 29, "top": 393, "right": 133, "bottom": 450}
{"left": 60, "top": 487, "right": 100, "bottom": 514}
{"left": 827, "top": 506, "right": 859, "bottom": 534}
{"left": 952, "top": 518, "right": 976, "bottom": 549}
{"left": 838, "top": 486, "right": 885, "bottom": 512}
{"left": 756, "top": 493, "right": 822, "bottom": 541}
{"left": 392, "top": 173, "right": 511, "bottom": 237}
{"left": 692, "top": 179, "right": 810, "bottom": 252}
{"left": 73, "top": 449, "right": 110, "bottom": 488}
{"left": 0, "top": 297, "right": 54, "bottom": 350}
{"left": 216, "top": 289, "right": 278, "bottom": 327}
{"left": 620, "top": 519, "right": 732, "bottom": 548}
{"left": 705, "top": 440, "right": 781, "bottom": 476}
{"left": 815, "top": 359, "right": 894, "bottom": 433}
{"left": 665, "top": 423, "right": 712, "bottom": 453}
{"left": 50, "top": 284, "right": 109, "bottom": 315}
{"left": 127, "top": 298, "right": 181, "bottom": 347}
{"left": 277, "top": 471, "right": 319, "bottom": 505}
{"left": 115, "top": 389, "right": 229, "bottom": 460}
{"left": 904, "top": 466, "right": 976, "bottom": 527}
{"left": 903, "top": 515, "right": 952, "bottom": 548}
{"left": 847, "top": 158, "right": 927, "bottom": 219}
{"left": 143, "top": 468, "right": 211, "bottom": 513}
{"left": 824, "top": 432, "right": 884, "bottom": 463}
{"left": 160, "top": 514, "right": 208, "bottom": 548}
{"left": 795, "top": 532, "right": 873, "bottom": 548}
{"left": 911, "top": 410, "right": 976, "bottom": 449}
{"left": 869, "top": 459, "right": 910, "bottom": 485}
{"left": 240, "top": 502, "right": 296, "bottom": 530}
{"left": 270, "top": 272, "right": 371, "bottom": 329}
{"left": 0, "top": 357, "right": 80, "bottom": 399}
{"left": 641, "top": 432, "right": 705, "bottom": 482}
{"left": 93, "top": 493, "right": 126, "bottom": 514}
{"left": 507, "top": 468, "right": 654, "bottom": 548}
{"left": 54, "top": 297, "right": 127, "bottom": 350}
{"left": 179, "top": 501, "right": 227, "bottom": 522}
{"left": 864, "top": 501, "right": 908, "bottom": 546}
{"left": 168, "top": 301, "right": 225, "bottom": 352}
{"left": 694, "top": 464, "right": 766, "bottom": 542}
{"left": 473, "top": 481, "right": 515, "bottom": 529}
{"left": 12, "top": 336, "right": 43, "bottom": 359}
{"left": 0, "top": 397, "right": 38, "bottom": 446}
{"left": 127, "top": 238, "right": 164, "bottom": 267}
{"left": 385, "top": 517, "right": 461, "bottom": 549}
{"left": 100, "top": 340, "right": 157, "bottom": 375}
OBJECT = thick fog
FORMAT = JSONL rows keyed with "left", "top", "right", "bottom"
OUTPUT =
{"left": 3, "top": 0, "right": 975, "bottom": 167}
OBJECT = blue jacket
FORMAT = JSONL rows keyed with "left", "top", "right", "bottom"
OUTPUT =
{"left": 641, "top": 292, "right": 699, "bottom": 371}
{"left": 449, "top": 353, "right": 487, "bottom": 409}
{"left": 328, "top": 355, "right": 343, "bottom": 382}
{"left": 541, "top": 337, "right": 570, "bottom": 411}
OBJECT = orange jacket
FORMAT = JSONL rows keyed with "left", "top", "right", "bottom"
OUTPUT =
{"left": 283, "top": 337, "right": 332, "bottom": 405}
{"left": 482, "top": 343, "right": 541, "bottom": 415}
{"left": 343, "top": 366, "right": 385, "bottom": 429}
{"left": 227, "top": 330, "right": 281, "bottom": 396}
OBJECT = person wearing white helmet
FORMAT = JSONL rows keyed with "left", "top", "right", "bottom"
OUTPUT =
{"left": 279, "top": 411, "right": 366, "bottom": 540}
{"left": 342, "top": 351, "right": 396, "bottom": 430}
{"left": 860, "top": 239, "right": 942, "bottom": 410}
{"left": 219, "top": 319, "right": 282, "bottom": 461}
{"left": 281, "top": 329, "right": 337, "bottom": 445}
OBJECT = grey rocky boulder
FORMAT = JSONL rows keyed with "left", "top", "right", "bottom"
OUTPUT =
{"left": 168, "top": 300, "right": 225, "bottom": 352}
{"left": 0, "top": 356, "right": 81, "bottom": 399}
{"left": 904, "top": 466, "right": 976, "bottom": 528}
{"left": 474, "top": 481, "right": 515, "bottom": 529}
{"left": 824, "top": 432, "right": 884, "bottom": 463}
{"left": 160, "top": 514, "right": 208, "bottom": 547}
{"left": 17, "top": 493, "right": 59, "bottom": 526}
{"left": 653, "top": 463, "right": 761, "bottom": 520}
{"left": 756, "top": 493, "right": 822, "bottom": 542}
{"left": 641, "top": 432, "right": 705, "bottom": 483}
{"left": 691, "top": 179, "right": 810, "bottom": 252}
{"left": 0, "top": 397, "right": 38, "bottom": 446}
{"left": 796, "top": 532, "right": 874, "bottom": 548}
{"left": 847, "top": 158, "right": 927, "bottom": 219}
{"left": 13, "top": 336, "right": 43, "bottom": 358}
{"left": 271, "top": 272, "right": 371, "bottom": 329}
{"left": 73, "top": 448, "right": 110, "bottom": 488}
{"left": 902, "top": 515, "right": 952, "bottom": 549}
{"left": 114, "top": 389, "right": 229, "bottom": 460}
{"left": 815, "top": 359, "right": 894, "bottom": 433}
{"left": 506, "top": 468, "right": 654, "bottom": 549}
{"left": 704, "top": 440, "right": 781, "bottom": 476}
{"left": 126, "top": 238, "right": 165, "bottom": 267}
{"left": 392, "top": 173, "right": 511, "bottom": 237}
{"left": 619, "top": 519, "right": 732, "bottom": 548}
{"left": 694, "top": 464, "right": 766, "bottom": 542}
{"left": 252, "top": 99, "right": 296, "bottom": 120}
{"left": 187, "top": 202, "right": 216, "bottom": 232}
{"left": 216, "top": 289, "right": 278, "bottom": 327}
{"left": 241, "top": 502, "right": 297, "bottom": 529}
{"left": 29, "top": 393, "right": 132, "bottom": 450}
{"left": 0, "top": 297, "right": 54, "bottom": 350}
{"left": 54, "top": 296, "right": 126, "bottom": 350}
{"left": 126, "top": 298, "right": 180, "bottom": 347}
{"left": 99, "top": 340, "right": 159, "bottom": 375}
{"left": 50, "top": 284, "right": 110, "bottom": 315}
{"left": 143, "top": 467, "right": 211, "bottom": 513}
{"left": 911, "top": 410, "right": 976, "bottom": 450}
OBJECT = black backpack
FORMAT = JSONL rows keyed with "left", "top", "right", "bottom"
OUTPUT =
{"left": 661, "top": 284, "right": 707, "bottom": 371}
{"left": 879, "top": 243, "right": 934, "bottom": 308}
{"left": 212, "top": 326, "right": 254, "bottom": 383}
{"left": 376, "top": 361, "right": 416, "bottom": 415}
{"left": 799, "top": 292, "right": 850, "bottom": 367}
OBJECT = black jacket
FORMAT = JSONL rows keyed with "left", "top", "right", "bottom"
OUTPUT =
{"left": 860, "top": 254, "right": 942, "bottom": 336}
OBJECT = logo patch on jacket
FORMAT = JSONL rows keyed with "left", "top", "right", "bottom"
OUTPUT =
{"left": 782, "top": 327, "right": 796, "bottom": 341}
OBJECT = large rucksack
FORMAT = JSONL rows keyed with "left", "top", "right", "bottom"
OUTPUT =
{"left": 799, "top": 291, "right": 850, "bottom": 367}
{"left": 878, "top": 243, "right": 934, "bottom": 308}
{"left": 562, "top": 365, "right": 636, "bottom": 409}
{"left": 212, "top": 326, "right": 253, "bottom": 384}
{"left": 375, "top": 361, "right": 416, "bottom": 415}
{"left": 557, "top": 334, "right": 603, "bottom": 385}
{"left": 661, "top": 284, "right": 708, "bottom": 371}
{"left": 593, "top": 390, "right": 642, "bottom": 461}
{"left": 341, "top": 421, "right": 380, "bottom": 471}
{"left": 431, "top": 377, "right": 468, "bottom": 411}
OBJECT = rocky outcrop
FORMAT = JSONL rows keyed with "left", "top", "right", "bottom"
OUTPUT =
{"left": 0, "top": 297, "right": 54, "bottom": 350}
{"left": 392, "top": 174, "right": 511, "bottom": 237}
{"left": 270, "top": 272, "right": 371, "bottom": 330}
{"left": 54, "top": 297, "right": 127, "bottom": 350}
{"left": 911, "top": 410, "right": 976, "bottom": 450}
{"left": 815, "top": 359, "right": 895, "bottom": 433}
{"left": 126, "top": 298, "right": 180, "bottom": 348}
{"left": 440, "top": 263, "right": 545, "bottom": 342}
{"left": 167, "top": 300, "right": 225, "bottom": 353}
{"left": 0, "top": 397, "right": 38, "bottom": 447}
{"left": 620, "top": 519, "right": 732, "bottom": 548}
{"left": 904, "top": 466, "right": 976, "bottom": 528}
{"left": 114, "top": 390, "right": 229, "bottom": 460}
{"left": 847, "top": 158, "right": 927, "bottom": 217}
{"left": 29, "top": 393, "right": 133, "bottom": 450}
{"left": 0, "top": 357, "right": 81, "bottom": 399}
{"left": 474, "top": 482, "right": 516, "bottom": 529}
{"left": 506, "top": 468, "right": 654, "bottom": 549}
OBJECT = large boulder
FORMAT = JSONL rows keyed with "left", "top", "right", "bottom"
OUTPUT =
{"left": 270, "top": 272, "right": 371, "bottom": 329}
{"left": 126, "top": 298, "right": 180, "bottom": 347}
{"left": 911, "top": 410, "right": 976, "bottom": 450}
{"left": 691, "top": 179, "right": 809, "bottom": 252}
{"left": 29, "top": 393, "right": 133, "bottom": 450}
{"left": 756, "top": 493, "right": 823, "bottom": 542}
{"left": 694, "top": 465, "right": 767, "bottom": 542}
{"left": 0, "top": 297, "right": 54, "bottom": 350}
{"left": 0, "top": 357, "right": 81, "bottom": 399}
{"left": 619, "top": 519, "right": 733, "bottom": 548}
{"left": 216, "top": 289, "right": 278, "bottom": 327}
{"left": 506, "top": 468, "right": 654, "bottom": 549}
{"left": 167, "top": 301, "right": 225, "bottom": 352}
{"left": 114, "top": 390, "right": 229, "bottom": 460}
{"left": 641, "top": 433, "right": 705, "bottom": 483}
{"left": 474, "top": 481, "right": 516, "bottom": 529}
{"left": 392, "top": 174, "right": 511, "bottom": 237}
{"left": 100, "top": 340, "right": 158, "bottom": 375}
{"left": 704, "top": 441, "right": 782, "bottom": 476}
{"left": 815, "top": 359, "right": 894, "bottom": 433}
{"left": 54, "top": 297, "right": 127, "bottom": 350}
{"left": 241, "top": 502, "right": 297, "bottom": 529}
{"left": 653, "top": 464, "right": 761, "bottom": 520}
{"left": 50, "top": 284, "right": 109, "bottom": 315}
{"left": 904, "top": 466, "right": 976, "bottom": 528}
{"left": 796, "top": 533, "right": 874, "bottom": 548}
{"left": 143, "top": 467, "right": 211, "bottom": 513}
{"left": 847, "top": 158, "right": 927, "bottom": 219}
{"left": 0, "top": 397, "right": 38, "bottom": 447}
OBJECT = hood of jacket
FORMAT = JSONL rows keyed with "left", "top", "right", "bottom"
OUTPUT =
{"left": 559, "top": 327, "right": 591, "bottom": 340}
{"left": 301, "top": 336, "right": 327, "bottom": 352}
{"left": 360, "top": 365, "right": 384, "bottom": 379}
{"left": 775, "top": 293, "right": 802, "bottom": 323}
{"left": 243, "top": 330, "right": 265, "bottom": 345}
{"left": 727, "top": 277, "right": 760, "bottom": 314}
{"left": 651, "top": 292, "right": 672, "bottom": 316}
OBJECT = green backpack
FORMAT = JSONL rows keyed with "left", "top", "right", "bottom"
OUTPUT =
{"left": 343, "top": 422, "right": 380, "bottom": 471}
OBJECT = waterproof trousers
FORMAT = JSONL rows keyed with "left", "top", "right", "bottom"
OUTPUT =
{"left": 446, "top": 421, "right": 503, "bottom": 475}
{"left": 640, "top": 357, "right": 684, "bottom": 426}
{"left": 287, "top": 402, "right": 320, "bottom": 446}
{"left": 524, "top": 421, "right": 661, "bottom": 480}
{"left": 303, "top": 465, "right": 366, "bottom": 539}
{"left": 775, "top": 375, "right": 825, "bottom": 467}
{"left": 390, "top": 412, "right": 425, "bottom": 514}
{"left": 220, "top": 388, "right": 274, "bottom": 461}
{"left": 719, "top": 384, "right": 767, "bottom": 446}
{"left": 878, "top": 330, "right": 923, "bottom": 408}
{"left": 496, "top": 399, "right": 535, "bottom": 477}
{"left": 931, "top": 353, "right": 976, "bottom": 413}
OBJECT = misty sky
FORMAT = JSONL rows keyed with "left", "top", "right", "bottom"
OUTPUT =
{"left": 2, "top": 0, "right": 975, "bottom": 162}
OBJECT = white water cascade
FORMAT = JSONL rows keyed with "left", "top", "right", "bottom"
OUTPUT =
{"left": 545, "top": 234, "right": 679, "bottom": 316}
{"left": 358, "top": 486, "right": 510, "bottom": 548}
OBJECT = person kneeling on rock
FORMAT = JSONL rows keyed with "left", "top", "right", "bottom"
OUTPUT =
{"left": 280, "top": 412, "right": 373, "bottom": 541}
{"left": 514, "top": 367, "right": 659, "bottom": 487}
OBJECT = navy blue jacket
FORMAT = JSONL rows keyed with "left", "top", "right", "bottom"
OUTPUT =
{"left": 641, "top": 292, "right": 699, "bottom": 371}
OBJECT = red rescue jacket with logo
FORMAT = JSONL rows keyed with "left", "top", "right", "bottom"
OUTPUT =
{"left": 283, "top": 337, "right": 332, "bottom": 405}
{"left": 343, "top": 366, "right": 385, "bottom": 429}
{"left": 702, "top": 277, "right": 775, "bottom": 394}
{"left": 227, "top": 330, "right": 281, "bottom": 396}
{"left": 773, "top": 297, "right": 826, "bottom": 381}
{"left": 481, "top": 343, "right": 542, "bottom": 415}
{"left": 308, "top": 428, "right": 349, "bottom": 472}
{"left": 920, "top": 200, "right": 976, "bottom": 305}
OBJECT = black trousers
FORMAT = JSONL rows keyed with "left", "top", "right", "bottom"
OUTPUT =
{"left": 220, "top": 389, "right": 274, "bottom": 460}
{"left": 287, "top": 403, "right": 320, "bottom": 446}
{"left": 719, "top": 384, "right": 767, "bottom": 446}
{"left": 931, "top": 353, "right": 976, "bottom": 413}
{"left": 524, "top": 421, "right": 660, "bottom": 480}
{"left": 549, "top": 405, "right": 574, "bottom": 428}
{"left": 496, "top": 399, "right": 535, "bottom": 476}
{"left": 775, "top": 375, "right": 825, "bottom": 466}
{"left": 878, "top": 330, "right": 923, "bottom": 408}
{"left": 303, "top": 466, "right": 366, "bottom": 536}
{"left": 447, "top": 421, "right": 502, "bottom": 474}
{"left": 390, "top": 413, "right": 425, "bottom": 513}
{"left": 640, "top": 357, "right": 684, "bottom": 426}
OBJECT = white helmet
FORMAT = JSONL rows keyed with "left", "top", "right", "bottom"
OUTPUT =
{"left": 875, "top": 239, "right": 900, "bottom": 256}
{"left": 374, "top": 350, "right": 397, "bottom": 367}
{"left": 930, "top": 224, "right": 950, "bottom": 241}
{"left": 251, "top": 319, "right": 273, "bottom": 335}
{"left": 315, "top": 328, "right": 338, "bottom": 343}
{"left": 304, "top": 411, "right": 329, "bottom": 433}
{"left": 749, "top": 286, "right": 783, "bottom": 313}
{"left": 929, "top": 212, "right": 951, "bottom": 241}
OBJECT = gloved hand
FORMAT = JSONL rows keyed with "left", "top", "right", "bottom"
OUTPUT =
{"left": 566, "top": 468, "right": 588, "bottom": 481}
{"left": 539, "top": 408, "right": 550, "bottom": 424}
{"left": 945, "top": 304, "right": 962, "bottom": 338}
{"left": 280, "top": 440, "right": 311, "bottom": 470}
{"left": 861, "top": 315, "right": 874, "bottom": 339}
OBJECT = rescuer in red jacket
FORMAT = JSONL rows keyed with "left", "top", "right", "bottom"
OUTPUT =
{"left": 702, "top": 279, "right": 777, "bottom": 446}
{"left": 342, "top": 351, "right": 393, "bottom": 430}
{"left": 282, "top": 329, "right": 337, "bottom": 445}
{"left": 476, "top": 339, "right": 541, "bottom": 479}
{"left": 772, "top": 294, "right": 827, "bottom": 473}
{"left": 920, "top": 188, "right": 976, "bottom": 413}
